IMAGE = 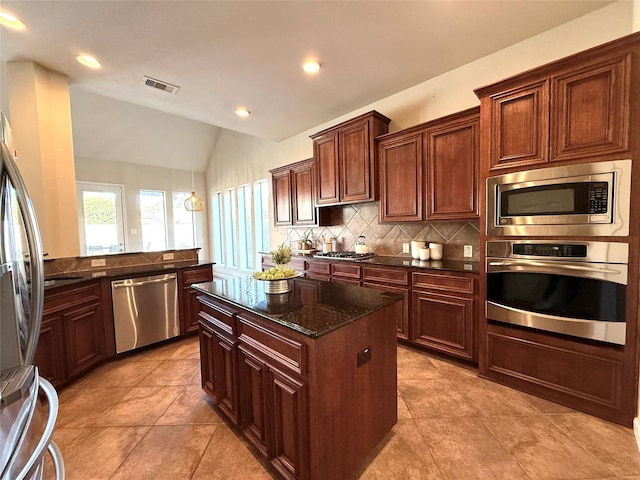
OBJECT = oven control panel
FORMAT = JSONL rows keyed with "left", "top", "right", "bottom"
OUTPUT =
{"left": 512, "top": 243, "right": 587, "bottom": 258}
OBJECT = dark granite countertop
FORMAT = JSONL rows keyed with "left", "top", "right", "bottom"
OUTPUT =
{"left": 192, "top": 276, "right": 403, "bottom": 339}
{"left": 43, "top": 261, "right": 214, "bottom": 289}
{"left": 357, "top": 256, "right": 480, "bottom": 273}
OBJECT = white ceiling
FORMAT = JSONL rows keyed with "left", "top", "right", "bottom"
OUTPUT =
{"left": 0, "top": 0, "right": 615, "bottom": 168}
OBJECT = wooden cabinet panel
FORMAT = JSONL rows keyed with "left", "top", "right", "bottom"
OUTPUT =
{"left": 550, "top": 54, "right": 630, "bottom": 160}
{"left": 426, "top": 114, "right": 479, "bottom": 219}
{"left": 238, "top": 346, "right": 269, "bottom": 458}
{"left": 199, "top": 323, "right": 216, "bottom": 398}
{"left": 363, "top": 282, "right": 410, "bottom": 340}
{"left": 270, "top": 368, "right": 307, "bottom": 480}
{"left": 412, "top": 271, "right": 475, "bottom": 294}
{"left": 34, "top": 314, "right": 66, "bottom": 387}
{"left": 331, "top": 263, "right": 361, "bottom": 280}
{"left": 64, "top": 302, "right": 105, "bottom": 379}
{"left": 411, "top": 291, "right": 474, "bottom": 361}
{"left": 340, "top": 120, "right": 372, "bottom": 203}
{"left": 362, "top": 266, "right": 410, "bottom": 286}
{"left": 488, "top": 80, "right": 550, "bottom": 170}
{"left": 179, "top": 266, "right": 213, "bottom": 334}
{"left": 378, "top": 132, "right": 423, "bottom": 222}
{"left": 314, "top": 133, "right": 340, "bottom": 205}
{"left": 291, "top": 161, "right": 315, "bottom": 225}
{"left": 273, "top": 169, "right": 293, "bottom": 226}
{"left": 312, "top": 111, "right": 390, "bottom": 206}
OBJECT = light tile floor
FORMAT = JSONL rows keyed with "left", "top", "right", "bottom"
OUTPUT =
{"left": 44, "top": 336, "right": 640, "bottom": 480}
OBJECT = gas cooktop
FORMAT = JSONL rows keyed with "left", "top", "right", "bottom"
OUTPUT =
{"left": 313, "top": 251, "right": 375, "bottom": 261}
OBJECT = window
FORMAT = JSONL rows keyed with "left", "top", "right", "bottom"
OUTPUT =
{"left": 171, "top": 192, "right": 195, "bottom": 248}
{"left": 254, "top": 179, "right": 270, "bottom": 266}
{"left": 140, "top": 190, "right": 167, "bottom": 251}
{"left": 76, "top": 182, "right": 125, "bottom": 255}
{"left": 237, "top": 185, "right": 253, "bottom": 270}
{"left": 223, "top": 189, "right": 237, "bottom": 267}
{"left": 211, "top": 192, "right": 223, "bottom": 265}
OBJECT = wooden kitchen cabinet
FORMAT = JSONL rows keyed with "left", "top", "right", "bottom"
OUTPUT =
{"left": 178, "top": 264, "right": 214, "bottom": 334}
{"left": 362, "top": 265, "right": 411, "bottom": 340}
{"left": 377, "top": 107, "right": 479, "bottom": 222}
{"left": 426, "top": 109, "right": 479, "bottom": 219}
{"left": 411, "top": 271, "right": 477, "bottom": 361}
{"left": 377, "top": 130, "right": 423, "bottom": 222}
{"left": 35, "top": 280, "right": 107, "bottom": 387}
{"left": 477, "top": 47, "right": 631, "bottom": 171}
{"left": 272, "top": 167, "right": 293, "bottom": 226}
{"left": 311, "top": 111, "right": 390, "bottom": 206}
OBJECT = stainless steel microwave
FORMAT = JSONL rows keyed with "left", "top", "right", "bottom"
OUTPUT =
{"left": 486, "top": 159, "right": 632, "bottom": 237}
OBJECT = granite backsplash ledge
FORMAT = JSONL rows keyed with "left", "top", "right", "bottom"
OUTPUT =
{"left": 285, "top": 202, "right": 480, "bottom": 261}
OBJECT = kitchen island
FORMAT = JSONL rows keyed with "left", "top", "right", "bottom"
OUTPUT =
{"left": 193, "top": 276, "right": 402, "bottom": 480}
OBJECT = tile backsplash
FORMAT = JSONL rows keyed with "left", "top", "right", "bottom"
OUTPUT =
{"left": 286, "top": 202, "right": 480, "bottom": 261}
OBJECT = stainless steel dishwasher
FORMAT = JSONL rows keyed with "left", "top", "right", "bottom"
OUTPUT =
{"left": 111, "top": 273, "right": 179, "bottom": 354}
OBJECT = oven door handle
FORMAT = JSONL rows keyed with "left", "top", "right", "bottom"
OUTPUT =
{"left": 487, "top": 260, "right": 622, "bottom": 275}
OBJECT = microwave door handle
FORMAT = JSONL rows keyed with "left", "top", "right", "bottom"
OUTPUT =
{"left": 487, "top": 260, "right": 622, "bottom": 275}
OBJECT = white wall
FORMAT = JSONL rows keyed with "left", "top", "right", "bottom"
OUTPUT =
{"left": 205, "top": 0, "right": 634, "bottom": 260}
{"left": 75, "top": 157, "right": 210, "bottom": 260}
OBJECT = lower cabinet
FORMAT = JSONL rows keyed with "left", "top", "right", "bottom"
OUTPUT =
{"left": 35, "top": 281, "right": 107, "bottom": 387}
{"left": 411, "top": 271, "right": 477, "bottom": 361}
{"left": 179, "top": 265, "right": 214, "bottom": 334}
{"left": 362, "top": 265, "right": 411, "bottom": 340}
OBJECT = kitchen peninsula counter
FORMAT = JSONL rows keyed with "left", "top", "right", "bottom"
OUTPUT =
{"left": 193, "top": 276, "right": 401, "bottom": 480}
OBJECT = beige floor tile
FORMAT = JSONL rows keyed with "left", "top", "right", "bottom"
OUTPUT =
{"left": 54, "top": 426, "right": 149, "bottom": 480}
{"left": 398, "top": 378, "right": 476, "bottom": 419}
{"left": 156, "top": 385, "right": 225, "bottom": 425}
{"left": 93, "top": 386, "right": 182, "bottom": 426}
{"left": 191, "top": 424, "right": 276, "bottom": 480}
{"left": 56, "top": 387, "right": 131, "bottom": 429}
{"left": 358, "top": 419, "right": 444, "bottom": 480}
{"left": 169, "top": 335, "right": 201, "bottom": 359}
{"left": 69, "top": 359, "right": 162, "bottom": 389}
{"left": 137, "top": 359, "right": 201, "bottom": 386}
{"left": 482, "top": 414, "right": 612, "bottom": 479}
{"left": 397, "top": 393, "right": 412, "bottom": 420}
{"left": 546, "top": 413, "right": 640, "bottom": 477}
{"left": 127, "top": 337, "right": 193, "bottom": 362}
{"left": 520, "top": 392, "right": 577, "bottom": 414}
{"left": 397, "top": 345, "right": 441, "bottom": 380}
{"left": 450, "top": 377, "right": 539, "bottom": 416}
{"left": 111, "top": 424, "right": 216, "bottom": 480}
{"left": 429, "top": 355, "right": 478, "bottom": 379}
{"left": 416, "top": 416, "right": 530, "bottom": 480}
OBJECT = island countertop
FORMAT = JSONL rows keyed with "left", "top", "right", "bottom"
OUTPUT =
{"left": 192, "top": 276, "right": 402, "bottom": 338}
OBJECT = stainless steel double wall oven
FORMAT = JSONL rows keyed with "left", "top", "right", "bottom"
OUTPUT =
{"left": 485, "top": 160, "right": 632, "bottom": 345}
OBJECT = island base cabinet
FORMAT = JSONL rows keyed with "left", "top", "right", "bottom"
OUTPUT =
{"left": 411, "top": 291, "right": 475, "bottom": 361}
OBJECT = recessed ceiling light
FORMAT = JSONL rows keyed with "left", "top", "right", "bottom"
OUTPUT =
{"left": 235, "top": 107, "right": 251, "bottom": 118}
{"left": 0, "top": 11, "right": 26, "bottom": 30}
{"left": 76, "top": 54, "right": 101, "bottom": 69}
{"left": 302, "top": 60, "right": 321, "bottom": 74}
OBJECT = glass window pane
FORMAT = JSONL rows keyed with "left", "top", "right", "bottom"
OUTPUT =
{"left": 140, "top": 190, "right": 167, "bottom": 251}
{"left": 224, "top": 189, "right": 237, "bottom": 267}
{"left": 253, "top": 180, "right": 270, "bottom": 267}
{"left": 237, "top": 185, "right": 253, "bottom": 270}
{"left": 172, "top": 192, "right": 195, "bottom": 248}
{"left": 82, "top": 190, "right": 119, "bottom": 255}
{"left": 212, "top": 192, "right": 223, "bottom": 265}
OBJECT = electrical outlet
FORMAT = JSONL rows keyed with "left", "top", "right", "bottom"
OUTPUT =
{"left": 91, "top": 258, "right": 106, "bottom": 267}
{"left": 402, "top": 242, "right": 410, "bottom": 253}
{"left": 357, "top": 347, "right": 372, "bottom": 367}
{"left": 163, "top": 253, "right": 174, "bottom": 260}
{"left": 463, "top": 245, "right": 473, "bottom": 258}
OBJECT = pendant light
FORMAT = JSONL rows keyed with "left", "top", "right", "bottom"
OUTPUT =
{"left": 184, "top": 163, "right": 204, "bottom": 212}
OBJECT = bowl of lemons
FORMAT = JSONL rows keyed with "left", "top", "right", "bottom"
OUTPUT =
{"left": 252, "top": 266, "right": 299, "bottom": 294}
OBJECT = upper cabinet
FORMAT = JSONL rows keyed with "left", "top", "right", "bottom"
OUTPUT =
{"left": 311, "top": 111, "right": 391, "bottom": 206}
{"left": 377, "top": 107, "right": 479, "bottom": 222}
{"left": 270, "top": 158, "right": 330, "bottom": 227}
{"left": 476, "top": 46, "right": 631, "bottom": 172}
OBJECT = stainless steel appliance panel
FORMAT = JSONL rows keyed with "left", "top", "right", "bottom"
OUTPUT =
{"left": 486, "top": 240, "right": 628, "bottom": 345}
{"left": 486, "top": 159, "right": 631, "bottom": 236}
{"left": 111, "top": 273, "right": 179, "bottom": 354}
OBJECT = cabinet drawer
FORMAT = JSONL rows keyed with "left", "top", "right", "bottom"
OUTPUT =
{"left": 306, "top": 261, "right": 331, "bottom": 275}
{"left": 412, "top": 272, "right": 475, "bottom": 295}
{"left": 44, "top": 281, "right": 101, "bottom": 313}
{"left": 237, "top": 313, "right": 306, "bottom": 375}
{"left": 182, "top": 266, "right": 213, "bottom": 285}
{"left": 362, "top": 266, "right": 409, "bottom": 286}
{"left": 198, "top": 296, "right": 236, "bottom": 335}
{"left": 331, "top": 263, "right": 361, "bottom": 279}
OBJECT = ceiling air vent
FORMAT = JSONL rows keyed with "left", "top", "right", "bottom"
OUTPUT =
{"left": 141, "top": 76, "right": 179, "bottom": 95}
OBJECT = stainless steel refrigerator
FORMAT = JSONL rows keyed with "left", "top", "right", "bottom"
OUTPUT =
{"left": 0, "top": 112, "right": 64, "bottom": 479}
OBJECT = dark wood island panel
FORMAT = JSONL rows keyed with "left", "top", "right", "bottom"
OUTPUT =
{"left": 194, "top": 277, "right": 401, "bottom": 480}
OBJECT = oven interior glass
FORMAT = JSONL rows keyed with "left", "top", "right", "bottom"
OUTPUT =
{"left": 487, "top": 272, "right": 625, "bottom": 322}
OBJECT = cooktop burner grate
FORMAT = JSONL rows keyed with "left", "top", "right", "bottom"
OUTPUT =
{"left": 313, "top": 251, "right": 375, "bottom": 260}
